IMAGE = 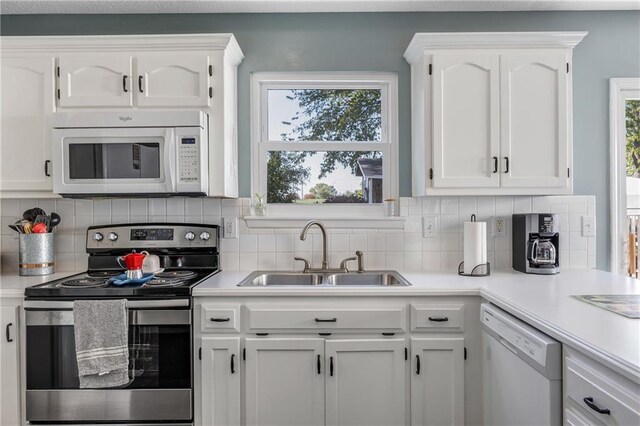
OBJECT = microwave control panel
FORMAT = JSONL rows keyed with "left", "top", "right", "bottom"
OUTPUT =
{"left": 178, "top": 137, "right": 200, "bottom": 183}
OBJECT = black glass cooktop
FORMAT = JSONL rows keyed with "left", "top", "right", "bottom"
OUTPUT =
{"left": 25, "top": 269, "right": 217, "bottom": 299}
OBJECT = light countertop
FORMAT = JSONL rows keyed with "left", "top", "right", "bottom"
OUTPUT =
{"left": 0, "top": 271, "right": 83, "bottom": 298}
{"left": 194, "top": 269, "right": 640, "bottom": 380}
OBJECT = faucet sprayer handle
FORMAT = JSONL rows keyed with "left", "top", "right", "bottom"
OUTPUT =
{"left": 355, "top": 251, "right": 365, "bottom": 273}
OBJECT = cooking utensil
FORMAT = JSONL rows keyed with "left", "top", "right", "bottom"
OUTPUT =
{"left": 34, "top": 214, "right": 51, "bottom": 231}
{"left": 32, "top": 223, "right": 48, "bottom": 233}
{"left": 21, "top": 220, "right": 33, "bottom": 234}
{"left": 8, "top": 224, "right": 22, "bottom": 233}
{"left": 49, "top": 212, "right": 61, "bottom": 231}
{"left": 22, "top": 208, "right": 45, "bottom": 223}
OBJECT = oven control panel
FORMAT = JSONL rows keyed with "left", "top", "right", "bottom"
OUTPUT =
{"left": 87, "top": 224, "right": 218, "bottom": 251}
{"left": 178, "top": 136, "right": 200, "bottom": 183}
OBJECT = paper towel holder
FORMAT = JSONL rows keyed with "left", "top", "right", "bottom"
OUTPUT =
{"left": 457, "top": 261, "right": 490, "bottom": 277}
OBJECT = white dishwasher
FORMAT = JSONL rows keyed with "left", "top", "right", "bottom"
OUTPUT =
{"left": 481, "top": 303, "right": 562, "bottom": 426}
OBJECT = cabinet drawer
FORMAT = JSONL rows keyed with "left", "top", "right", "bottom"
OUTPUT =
{"left": 410, "top": 304, "right": 464, "bottom": 332}
{"left": 565, "top": 408, "right": 595, "bottom": 426}
{"left": 246, "top": 306, "right": 406, "bottom": 333}
{"left": 565, "top": 357, "right": 640, "bottom": 425}
{"left": 201, "top": 304, "right": 240, "bottom": 333}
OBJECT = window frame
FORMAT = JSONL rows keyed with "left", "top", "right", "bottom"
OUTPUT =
{"left": 250, "top": 72, "right": 398, "bottom": 217}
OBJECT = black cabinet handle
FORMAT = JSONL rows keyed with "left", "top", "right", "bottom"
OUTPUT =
{"left": 583, "top": 397, "right": 610, "bottom": 415}
{"left": 504, "top": 157, "right": 509, "bottom": 173}
{"left": 44, "top": 160, "right": 51, "bottom": 177}
{"left": 123, "top": 75, "right": 128, "bottom": 93}
{"left": 210, "top": 317, "right": 230, "bottom": 322}
{"left": 330, "top": 356, "right": 334, "bottom": 376}
{"left": 428, "top": 316, "right": 449, "bottom": 322}
{"left": 315, "top": 318, "right": 337, "bottom": 323}
{"left": 492, "top": 156, "right": 498, "bottom": 173}
{"left": 230, "top": 354, "right": 235, "bottom": 374}
{"left": 138, "top": 75, "right": 144, "bottom": 93}
{"left": 317, "top": 354, "right": 321, "bottom": 374}
{"left": 5, "top": 323, "right": 13, "bottom": 342}
{"left": 416, "top": 355, "right": 421, "bottom": 375}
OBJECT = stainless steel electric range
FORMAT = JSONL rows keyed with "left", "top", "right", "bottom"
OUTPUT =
{"left": 24, "top": 223, "right": 219, "bottom": 425}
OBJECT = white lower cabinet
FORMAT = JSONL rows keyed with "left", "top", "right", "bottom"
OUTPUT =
{"left": 245, "top": 338, "right": 325, "bottom": 426}
{"left": 1, "top": 305, "right": 21, "bottom": 426}
{"left": 411, "top": 337, "right": 465, "bottom": 426}
{"left": 196, "top": 299, "right": 479, "bottom": 426}
{"left": 201, "top": 337, "right": 241, "bottom": 426}
{"left": 326, "top": 339, "right": 406, "bottom": 426}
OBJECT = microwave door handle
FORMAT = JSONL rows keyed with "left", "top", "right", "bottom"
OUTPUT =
{"left": 166, "top": 129, "right": 177, "bottom": 192}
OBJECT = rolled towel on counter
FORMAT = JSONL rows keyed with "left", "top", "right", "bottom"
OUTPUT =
{"left": 463, "top": 215, "right": 487, "bottom": 275}
{"left": 73, "top": 299, "right": 129, "bottom": 388}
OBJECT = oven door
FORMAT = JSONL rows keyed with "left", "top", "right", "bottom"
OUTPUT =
{"left": 52, "top": 127, "right": 176, "bottom": 196}
{"left": 24, "top": 300, "right": 192, "bottom": 423}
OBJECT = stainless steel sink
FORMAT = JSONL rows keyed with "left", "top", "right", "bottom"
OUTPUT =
{"left": 325, "top": 272, "right": 410, "bottom": 286}
{"left": 237, "top": 271, "right": 411, "bottom": 287}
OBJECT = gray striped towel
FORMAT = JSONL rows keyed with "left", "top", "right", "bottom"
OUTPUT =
{"left": 73, "top": 299, "right": 129, "bottom": 388}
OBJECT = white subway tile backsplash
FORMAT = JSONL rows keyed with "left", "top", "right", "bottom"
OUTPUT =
{"left": 0, "top": 195, "right": 595, "bottom": 274}
{"left": 166, "top": 198, "right": 184, "bottom": 216}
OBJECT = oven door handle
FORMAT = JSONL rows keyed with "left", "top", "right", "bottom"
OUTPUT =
{"left": 26, "top": 308, "right": 190, "bottom": 326}
{"left": 24, "top": 299, "right": 189, "bottom": 310}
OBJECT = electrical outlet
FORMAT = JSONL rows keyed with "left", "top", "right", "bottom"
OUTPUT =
{"left": 223, "top": 217, "right": 238, "bottom": 239}
{"left": 581, "top": 215, "right": 595, "bottom": 237}
{"left": 423, "top": 216, "right": 438, "bottom": 238}
{"left": 494, "top": 216, "right": 506, "bottom": 237}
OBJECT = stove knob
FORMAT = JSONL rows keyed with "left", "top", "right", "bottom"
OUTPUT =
{"left": 199, "top": 231, "right": 210, "bottom": 241}
{"left": 93, "top": 232, "right": 104, "bottom": 242}
{"left": 185, "top": 231, "right": 196, "bottom": 241}
{"left": 108, "top": 232, "right": 119, "bottom": 242}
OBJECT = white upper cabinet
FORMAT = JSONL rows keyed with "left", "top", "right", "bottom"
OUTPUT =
{"left": 136, "top": 54, "right": 211, "bottom": 108}
{"left": 432, "top": 53, "right": 500, "bottom": 188}
{"left": 404, "top": 32, "right": 586, "bottom": 196}
{"left": 0, "top": 34, "right": 244, "bottom": 198}
{"left": 0, "top": 57, "right": 55, "bottom": 193}
{"left": 58, "top": 56, "right": 133, "bottom": 107}
{"left": 500, "top": 53, "right": 569, "bottom": 188}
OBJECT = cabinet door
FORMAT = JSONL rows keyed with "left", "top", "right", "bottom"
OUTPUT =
{"left": 58, "top": 56, "right": 132, "bottom": 107}
{"left": 411, "top": 337, "right": 464, "bottom": 426}
{"left": 432, "top": 53, "right": 500, "bottom": 188}
{"left": 201, "top": 337, "right": 240, "bottom": 426}
{"left": 136, "top": 55, "right": 210, "bottom": 108}
{"left": 1, "top": 57, "right": 54, "bottom": 192}
{"left": 245, "top": 338, "right": 324, "bottom": 426}
{"left": 1, "top": 306, "right": 20, "bottom": 426}
{"left": 500, "top": 53, "right": 569, "bottom": 188}
{"left": 326, "top": 339, "right": 406, "bottom": 426}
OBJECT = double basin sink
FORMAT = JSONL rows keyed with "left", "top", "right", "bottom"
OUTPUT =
{"left": 238, "top": 270, "right": 411, "bottom": 287}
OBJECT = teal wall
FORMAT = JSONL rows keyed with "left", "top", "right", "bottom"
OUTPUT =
{"left": 2, "top": 11, "right": 639, "bottom": 270}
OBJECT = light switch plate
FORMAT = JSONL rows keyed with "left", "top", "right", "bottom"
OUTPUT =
{"left": 223, "top": 217, "right": 238, "bottom": 239}
{"left": 581, "top": 215, "right": 595, "bottom": 237}
{"left": 493, "top": 217, "right": 506, "bottom": 237}
{"left": 423, "top": 216, "right": 438, "bottom": 238}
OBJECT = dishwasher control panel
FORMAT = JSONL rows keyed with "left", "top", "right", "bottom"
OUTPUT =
{"left": 481, "top": 303, "right": 562, "bottom": 379}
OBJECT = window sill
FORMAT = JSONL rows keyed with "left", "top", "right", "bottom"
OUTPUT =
{"left": 243, "top": 215, "right": 406, "bottom": 229}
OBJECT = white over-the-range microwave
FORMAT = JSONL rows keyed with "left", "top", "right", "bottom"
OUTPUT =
{"left": 52, "top": 110, "right": 208, "bottom": 197}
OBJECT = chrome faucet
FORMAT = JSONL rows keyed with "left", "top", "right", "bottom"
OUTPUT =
{"left": 295, "top": 220, "right": 366, "bottom": 273}
{"left": 299, "top": 220, "right": 329, "bottom": 269}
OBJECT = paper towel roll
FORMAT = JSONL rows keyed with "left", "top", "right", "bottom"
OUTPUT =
{"left": 463, "top": 220, "right": 487, "bottom": 275}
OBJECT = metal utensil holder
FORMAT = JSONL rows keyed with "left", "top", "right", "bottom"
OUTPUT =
{"left": 19, "top": 233, "right": 54, "bottom": 276}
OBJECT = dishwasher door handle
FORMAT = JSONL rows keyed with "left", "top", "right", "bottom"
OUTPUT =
{"left": 498, "top": 337, "right": 519, "bottom": 355}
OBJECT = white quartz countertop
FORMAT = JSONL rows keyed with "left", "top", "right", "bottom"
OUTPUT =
{"left": 194, "top": 269, "right": 640, "bottom": 380}
{"left": 0, "top": 271, "right": 83, "bottom": 298}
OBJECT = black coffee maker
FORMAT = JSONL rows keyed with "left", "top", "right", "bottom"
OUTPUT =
{"left": 512, "top": 214, "right": 560, "bottom": 274}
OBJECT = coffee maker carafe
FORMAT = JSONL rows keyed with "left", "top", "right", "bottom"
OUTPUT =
{"left": 512, "top": 214, "right": 560, "bottom": 274}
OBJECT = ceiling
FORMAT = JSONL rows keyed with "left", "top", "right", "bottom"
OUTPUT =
{"left": 2, "top": 0, "right": 640, "bottom": 15}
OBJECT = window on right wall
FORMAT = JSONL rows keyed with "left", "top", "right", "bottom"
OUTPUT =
{"left": 251, "top": 72, "right": 398, "bottom": 214}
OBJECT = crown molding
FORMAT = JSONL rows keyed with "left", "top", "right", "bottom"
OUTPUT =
{"left": 404, "top": 31, "right": 588, "bottom": 63}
